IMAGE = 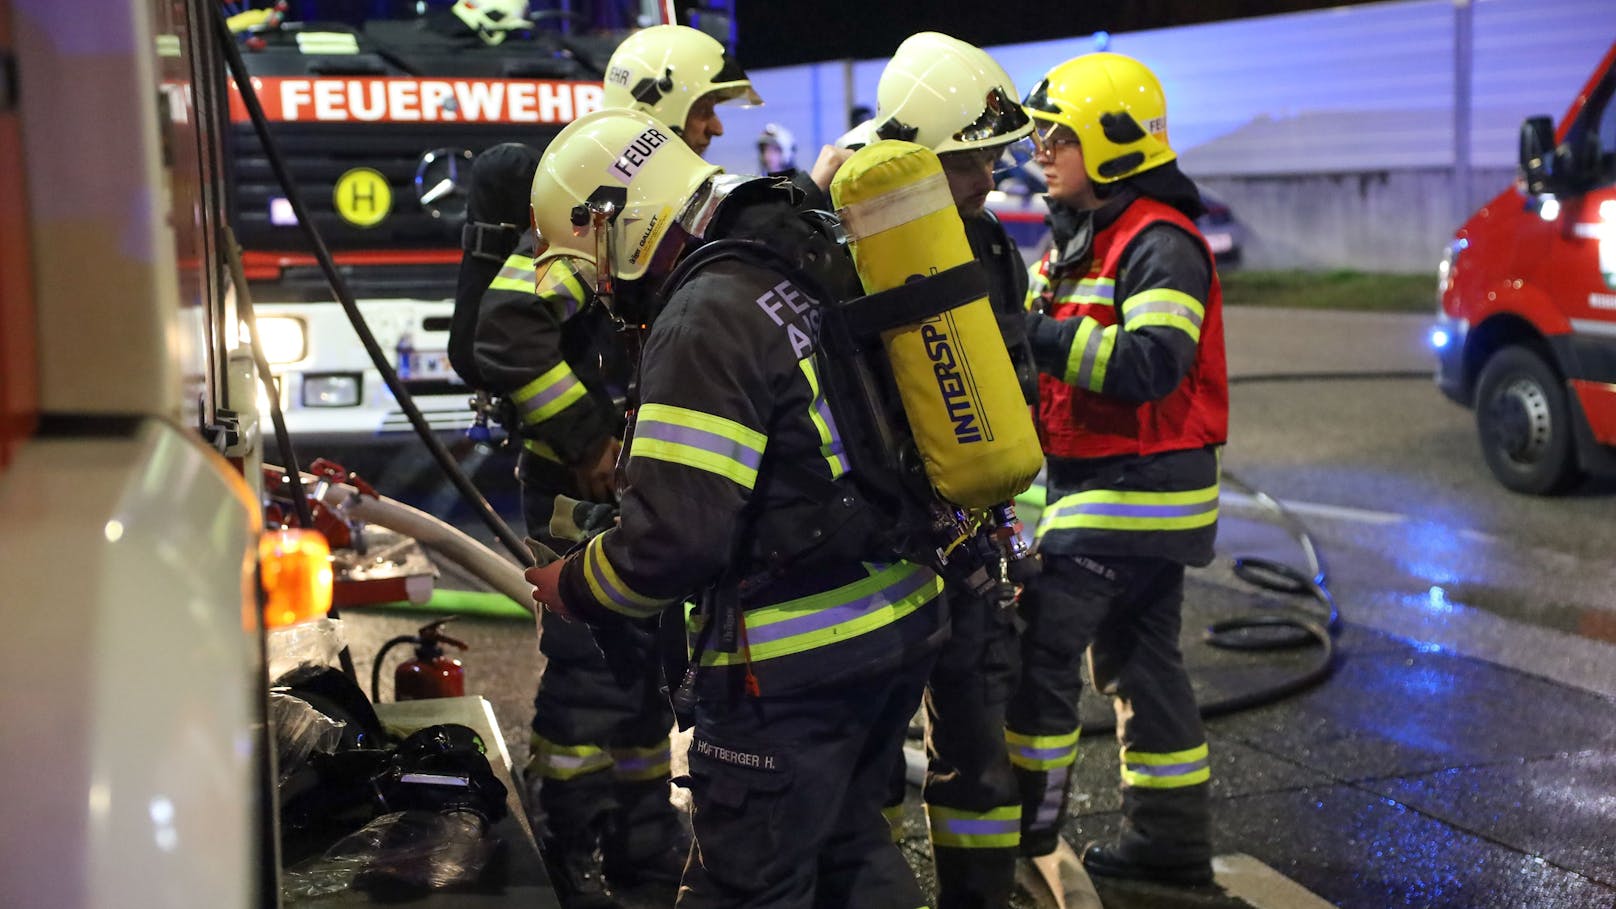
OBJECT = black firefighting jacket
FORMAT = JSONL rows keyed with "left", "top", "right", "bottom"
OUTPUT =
{"left": 555, "top": 196, "right": 948, "bottom": 694}
{"left": 473, "top": 235, "right": 625, "bottom": 466}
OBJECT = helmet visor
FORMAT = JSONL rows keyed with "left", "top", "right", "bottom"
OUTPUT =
{"left": 711, "top": 54, "right": 765, "bottom": 108}
{"left": 953, "top": 86, "right": 1031, "bottom": 146}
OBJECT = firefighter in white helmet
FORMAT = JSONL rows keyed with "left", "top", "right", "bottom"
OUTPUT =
{"left": 449, "top": 0, "right": 533, "bottom": 45}
{"left": 525, "top": 106, "right": 948, "bottom": 908}
{"left": 460, "top": 25, "right": 768, "bottom": 909}
{"left": 1008, "top": 52, "right": 1227, "bottom": 887}
{"left": 602, "top": 24, "right": 762, "bottom": 158}
{"left": 868, "top": 31, "right": 1038, "bottom": 909}
{"left": 756, "top": 122, "right": 796, "bottom": 174}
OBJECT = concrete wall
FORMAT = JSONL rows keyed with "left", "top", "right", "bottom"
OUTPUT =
{"left": 1199, "top": 166, "right": 1515, "bottom": 273}
{"left": 718, "top": 0, "right": 1613, "bottom": 274}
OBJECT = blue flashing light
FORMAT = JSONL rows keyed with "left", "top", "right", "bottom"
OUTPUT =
{"left": 1093, "top": 31, "right": 1111, "bottom": 51}
{"left": 1429, "top": 326, "right": 1451, "bottom": 350}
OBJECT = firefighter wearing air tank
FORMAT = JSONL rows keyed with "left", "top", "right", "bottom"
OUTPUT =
{"left": 1008, "top": 53, "right": 1228, "bottom": 887}
{"left": 864, "top": 31, "right": 1039, "bottom": 909}
{"left": 525, "top": 106, "right": 954, "bottom": 907}
{"left": 464, "top": 26, "right": 765, "bottom": 908}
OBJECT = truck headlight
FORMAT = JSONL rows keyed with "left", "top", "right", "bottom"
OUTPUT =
{"left": 257, "top": 316, "right": 308, "bottom": 365}
{"left": 302, "top": 373, "right": 362, "bottom": 407}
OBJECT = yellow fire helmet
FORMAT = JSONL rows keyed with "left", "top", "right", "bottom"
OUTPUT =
{"left": 602, "top": 25, "right": 763, "bottom": 134}
{"left": 530, "top": 107, "right": 721, "bottom": 283}
{"left": 1023, "top": 52, "right": 1176, "bottom": 184}
{"left": 450, "top": 0, "right": 532, "bottom": 46}
{"left": 874, "top": 31, "right": 1032, "bottom": 155}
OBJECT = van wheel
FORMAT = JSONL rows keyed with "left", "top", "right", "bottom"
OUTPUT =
{"left": 1474, "top": 346, "right": 1581, "bottom": 494}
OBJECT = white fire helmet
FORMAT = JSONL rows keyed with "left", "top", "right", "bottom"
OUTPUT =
{"left": 602, "top": 25, "right": 762, "bottom": 133}
{"left": 530, "top": 107, "right": 721, "bottom": 283}
{"left": 874, "top": 31, "right": 1032, "bottom": 155}
{"left": 450, "top": 0, "right": 531, "bottom": 46}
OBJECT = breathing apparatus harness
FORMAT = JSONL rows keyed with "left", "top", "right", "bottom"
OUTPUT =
{"left": 621, "top": 178, "right": 1029, "bottom": 716}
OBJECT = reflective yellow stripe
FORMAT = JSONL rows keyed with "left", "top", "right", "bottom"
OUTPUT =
{"left": 609, "top": 742, "right": 671, "bottom": 781}
{"left": 1052, "top": 276, "right": 1116, "bottom": 308}
{"left": 1062, "top": 319, "right": 1116, "bottom": 392}
{"left": 1024, "top": 262, "right": 1049, "bottom": 310}
{"left": 799, "top": 359, "right": 848, "bottom": 478}
{"left": 632, "top": 402, "right": 767, "bottom": 491}
{"left": 537, "top": 258, "right": 592, "bottom": 319}
{"left": 529, "top": 734, "right": 612, "bottom": 781}
{"left": 1120, "top": 743, "right": 1210, "bottom": 789}
{"left": 522, "top": 438, "right": 561, "bottom": 462}
{"left": 1121, "top": 287, "right": 1205, "bottom": 343}
{"left": 699, "top": 562, "right": 941, "bottom": 666}
{"left": 1037, "top": 483, "right": 1219, "bottom": 535}
{"left": 1005, "top": 727, "right": 1080, "bottom": 771}
{"left": 488, "top": 254, "right": 537, "bottom": 293}
{"left": 926, "top": 803, "right": 1021, "bottom": 850}
{"left": 581, "top": 533, "right": 672, "bottom": 619}
{"left": 513, "top": 361, "right": 587, "bottom": 425}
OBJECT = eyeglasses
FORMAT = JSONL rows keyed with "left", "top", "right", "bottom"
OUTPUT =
{"left": 1030, "top": 123, "right": 1081, "bottom": 157}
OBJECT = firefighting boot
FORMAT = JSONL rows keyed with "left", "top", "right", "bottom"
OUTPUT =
{"left": 541, "top": 835, "right": 622, "bottom": 909}
{"left": 1080, "top": 842, "right": 1214, "bottom": 887}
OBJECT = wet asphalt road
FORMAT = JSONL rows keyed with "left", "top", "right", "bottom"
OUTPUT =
{"left": 309, "top": 304, "right": 1616, "bottom": 908}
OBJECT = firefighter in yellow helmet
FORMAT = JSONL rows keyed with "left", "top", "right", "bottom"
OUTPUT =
{"left": 868, "top": 31, "right": 1037, "bottom": 909}
{"left": 462, "top": 27, "right": 763, "bottom": 909}
{"left": 1008, "top": 52, "right": 1228, "bottom": 886}
{"left": 525, "top": 106, "right": 947, "bottom": 908}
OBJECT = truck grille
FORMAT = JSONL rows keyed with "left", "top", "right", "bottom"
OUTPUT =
{"left": 227, "top": 122, "right": 565, "bottom": 253}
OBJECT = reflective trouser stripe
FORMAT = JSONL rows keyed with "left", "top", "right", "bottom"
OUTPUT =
{"left": 1120, "top": 743, "right": 1210, "bottom": 789}
{"left": 529, "top": 734, "right": 612, "bottom": 780}
{"left": 926, "top": 804, "right": 1021, "bottom": 849}
{"left": 610, "top": 743, "right": 671, "bottom": 782}
{"left": 1036, "top": 483, "right": 1219, "bottom": 536}
{"left": 1005, "top": 726, "right": 1079, "bottom": 771}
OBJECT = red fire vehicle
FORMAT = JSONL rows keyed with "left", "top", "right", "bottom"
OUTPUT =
{"left": 1435, "top": 40, "right": 1616, "bottom": 494}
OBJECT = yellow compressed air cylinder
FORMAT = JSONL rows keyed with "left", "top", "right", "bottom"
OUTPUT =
{"left": 830, "top": 140, "right": 1042, "bottom": 509}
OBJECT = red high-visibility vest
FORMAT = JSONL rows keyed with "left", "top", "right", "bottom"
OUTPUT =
{"left": 1035, "top": 197, "right": 1229, "bottom": 459}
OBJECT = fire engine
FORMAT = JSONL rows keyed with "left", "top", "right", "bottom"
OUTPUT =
{"left": 1435, "top": 40, "right": 1616, "bottom": 494}
{"left": 228, "top": 1, "right": 683, "bottom": 443}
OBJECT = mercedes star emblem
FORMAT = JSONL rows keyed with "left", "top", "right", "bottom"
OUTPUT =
{"left": 414, "top": 147, "right": 476, "bottom": 221}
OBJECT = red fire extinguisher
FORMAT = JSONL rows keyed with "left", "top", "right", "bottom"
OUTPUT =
{"left": 371, "top": 617, "right": 468, "bottom": 702}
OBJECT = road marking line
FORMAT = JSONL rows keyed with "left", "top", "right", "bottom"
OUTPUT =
{"left": 1215, "top": 853, "right": 1337, "bottom": 908}
{"left": 1223, "top": 491, "right": 1406, "bottom": 525}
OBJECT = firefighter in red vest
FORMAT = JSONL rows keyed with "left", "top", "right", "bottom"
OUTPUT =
{"left": 1007, "top": 53, "right": 1228, "bottom": 887}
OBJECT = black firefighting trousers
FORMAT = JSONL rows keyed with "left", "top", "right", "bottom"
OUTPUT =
{"left": 520, "top": 451, "right": 681, "bottom": 864}
{"left": 1005, "top": 555, "right": 1211, "bottom": 865}
{"left": 885, "top": 586, "right": 1022, "bottom": 909}
{"left": 678, "top": 651, "right": 938, "bottom": 909}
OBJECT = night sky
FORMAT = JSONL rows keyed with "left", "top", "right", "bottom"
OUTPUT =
{"left": 724, "top": 0, "right": 1390, "bottom": 67}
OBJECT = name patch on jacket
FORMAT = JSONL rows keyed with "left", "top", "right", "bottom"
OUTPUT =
{"left": 690, "top": 736, "right": 780, "bottom": 771}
